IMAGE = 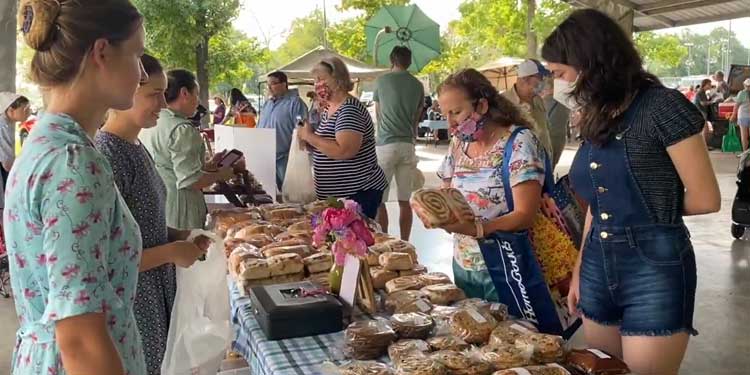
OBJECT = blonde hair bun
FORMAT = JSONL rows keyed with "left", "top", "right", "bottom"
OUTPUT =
{"left": 18, "top": 0, "right": 62, "bottom": 51}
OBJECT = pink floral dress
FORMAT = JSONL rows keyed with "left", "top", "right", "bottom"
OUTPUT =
{"left": 4, "top": 113, "right": 146, "bottom": 374}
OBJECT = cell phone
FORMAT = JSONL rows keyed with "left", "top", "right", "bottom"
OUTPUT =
{"left": 218, "top": 149, "right": 243, "bottom": 168}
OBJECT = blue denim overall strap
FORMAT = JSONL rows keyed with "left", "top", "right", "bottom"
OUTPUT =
{"left": 569, "top": 90, "right": 698, "bottom": 335}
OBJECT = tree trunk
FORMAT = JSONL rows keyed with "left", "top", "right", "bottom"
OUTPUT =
{"left": 526, "top": 0, "right": 538, "bottom": 59}
{"left": 0, "top": 0, "right": 17, "bottom": 92}
{"left": 196, "top": 33, "right": 210, "bottom": 126}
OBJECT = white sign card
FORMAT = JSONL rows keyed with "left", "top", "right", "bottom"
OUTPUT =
{"left": 339, "top": 254, "right": 361, "bottom": 307}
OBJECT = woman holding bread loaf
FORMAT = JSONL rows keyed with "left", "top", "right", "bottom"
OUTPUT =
{"left": 435, "top": 69, "right": 546, "bottom": 302}
{"left": 298, "top": 57, "right": 387, "bottom": 219}
{"left": 6, "top": 1, "right": 149, "bottom": 374}
{"left": 542, "top": 9, "right": 720, "bottom": 375}
{"left": 96, "top": 54, "right": 210, "bottom": 375}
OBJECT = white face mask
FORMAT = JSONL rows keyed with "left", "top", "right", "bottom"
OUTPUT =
{"left": 553, "top": 76, "right": 579, "bottom": 110}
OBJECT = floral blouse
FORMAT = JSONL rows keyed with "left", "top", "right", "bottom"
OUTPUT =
{"left": 438, "top": 125, "right": 545, "bottom": 271}
{"left": 5, "top": 113, "right": 146, "bottom": 375}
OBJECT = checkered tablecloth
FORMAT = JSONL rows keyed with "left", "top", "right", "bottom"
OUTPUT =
{"left": 229, "top": 279, "right": 365, "bottom": 375}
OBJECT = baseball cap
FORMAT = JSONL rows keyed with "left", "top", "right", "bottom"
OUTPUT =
{"left": 517, "top": 59, "right": 550, "bottom": 78}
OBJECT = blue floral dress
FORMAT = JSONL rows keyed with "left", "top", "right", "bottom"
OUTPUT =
{"left": 5, "top": 113, "right": 146, "bottom": 375}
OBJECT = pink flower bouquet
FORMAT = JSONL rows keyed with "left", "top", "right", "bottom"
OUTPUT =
{"left": 312, "top": 198, "right": 374, "bottom": 266}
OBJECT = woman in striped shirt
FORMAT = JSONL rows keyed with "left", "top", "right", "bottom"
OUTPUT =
{"left": 298, "top": 57, "right": 387, "bottom": 219}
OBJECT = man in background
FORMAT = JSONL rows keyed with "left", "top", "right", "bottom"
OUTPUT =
{"left": 542, "top": 79, "right": 569, "bottom": 169}
{"left": 374, "top": 46, "right": 424, "bottom": 241}
{"left": 715, "top": 70, "right": 730, "bottom": 99}
{"left": 503, "top": 59, "right": 553, "bottom": 157}
{"left": 258, "top": 71, "right": 308, "bottom": 192}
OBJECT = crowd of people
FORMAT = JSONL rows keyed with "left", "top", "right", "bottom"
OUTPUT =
{"left": 0, "top": 1, "right": 726, "bottom": 375}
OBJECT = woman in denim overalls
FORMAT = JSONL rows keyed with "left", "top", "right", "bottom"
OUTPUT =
{"left": 541, "top": 10, "right": 721, "bottom": 375}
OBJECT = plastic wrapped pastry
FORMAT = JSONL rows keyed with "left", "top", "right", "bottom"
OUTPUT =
{"left": 565, "top": 349, "right": 630, "bottom": 375}
{"left": 389, "top": 313, "right": 435, "bottom": 339}
{"left": 448, "top": 308, "right": 498, "bottom": 345}
{"left": 344, "top": 319, "right": 398, "bottom": 360}
{"left": 388, "top": 339, "right": 431, "bottom": 363}
{"left": 420, "top": 284, "right": 466, "bottom": 306}
{"left": 431, "top": 350, "right": 493, "bottom": 375}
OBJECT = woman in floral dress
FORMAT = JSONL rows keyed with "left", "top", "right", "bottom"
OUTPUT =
{"left": 436, "top": 69, "right": 546, "bottom": 301}
{"left": 6, "top": 1, "right": 147, "bottom": 374}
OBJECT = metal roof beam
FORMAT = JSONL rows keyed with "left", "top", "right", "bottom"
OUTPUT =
{"left": 640, "top": 0, "right": 739, "bottom": 15}
{"left": 636, "top": 9, "right": 750, "bottom": 31}
{"left": 605, "top": 0, "right": 677, "bottom": 28}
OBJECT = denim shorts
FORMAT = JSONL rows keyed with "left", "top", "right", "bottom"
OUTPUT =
{"left": 578, "top": 224, "right": 698, "bottom": 336}
{"left": 739, "top": 117, "right": 750, "bottom": 127}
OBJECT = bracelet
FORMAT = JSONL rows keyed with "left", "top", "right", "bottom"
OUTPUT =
{"left": 474, "top": 217, "right": 484, "bottom": 239}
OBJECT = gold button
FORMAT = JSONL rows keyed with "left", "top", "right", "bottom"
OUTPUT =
{"left": 600, "top": 232, "right": 609, "bottom": 239}
{"left": 590, "top": 162, "right": 600, "bottom": 170}
{"left": 597, "top": 186, "right": 608, "bottom": 193}
{"left": 600, "top": 213, "right": 610, "bottom": 221}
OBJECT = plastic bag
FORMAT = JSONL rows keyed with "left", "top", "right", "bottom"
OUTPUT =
{"left": 282, "top": 128, "right": 317, "bottom": 203}
{"left": 161, "top": 230, "right": 233, "bottom": 375}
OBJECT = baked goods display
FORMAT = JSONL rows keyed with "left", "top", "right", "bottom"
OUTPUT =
{"left": 387, "top": 339, "right": 431, "bottom": 363}
{"left": 385, "top": 290, "right": 428, "bottom": 314}
{"left": 394, "top": 355, "right": 448, "bottom": 375}
{"left": 236, "top": 233, "right": 275, "bottom": 248}
{"left": 394, "top": 296, "right": 433, "bottom": 315}
{"left": 338, "top": 361, "right": 394, "bottom": 375}
{"left": 452, "top": 298, "right": 509, "bottom": 322}
{"left": 267, "top": 253, "right": 304, "bottom": 276}
{"left": 382, "top": 239, "right": 418, "bottom": 263}
{"left": 385, "top": 275, "right": 426, "bottom": 294}
{"left": 380, "top": 252, "right": 415, "bottom": 271}
{"left": 411, "top": 188, "right": 475, "bottom": 228}
{"left": 429, "top": 305, "right": 461, "bottom": 326}
{"left": 431, "top": 350, "right": 493, "bottom": 375}
{"left": 421, "top": 284, "right": 466, "bottom": 305}
{"left": 566, "top": 349, "right": 630, "bottom": 375}
{"left": 399, "top": 264, "right": 427, "bottom": 277}
{"left": 303, "top": 252, "right": 333, "bottom": 274}
{"left": 492, "top": 364, "right": 572, "bottom": 375}
{"left": 389, "top": 313, "right": 435, "bottom": 339}
{"left": 426, "top": 335, "right": 470, "bottom": 352}
{"left": 344, "top": 319, "right": 398, "bottom": 360}
{"left": 237, "top": 258, "right": 270, "bottom": 280}
{"left": 261, "top": 244, "right": 313, "bottom": 258}
{"left": 480, "top": 342, "right": 533, "bottom": 370}
{"left": 489, "top": 320, "right": 540, "bottom": 346}
{"left": 228, "top": 244, "right": 262, "bottom": 276}
{"left": 449, "top": 308, "right": 499, "bottom": 345}
{"left": 515, "top": 333, "right": 565, "bottom": 363}
{"left": 419, "top": 272, "right": 453, "bottom": 286}
{"left": 370, "top": 267, "right": 399, "bottom": 290}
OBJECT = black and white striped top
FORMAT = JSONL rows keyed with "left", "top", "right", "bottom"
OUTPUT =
{"left": 312, "top": 97, "right": 387, "bottom": 198}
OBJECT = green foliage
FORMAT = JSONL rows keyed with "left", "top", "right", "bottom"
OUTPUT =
{"left": 338, "top": 0, "right": 410, "bottom": 19}
{"left": 634, "top": 32, "right": 687, "bottom": 76}
{"left": 209, "top": 29, "right": 272, "bottom": 95}
{"left": 272, "top": 10, "right": 327, "bottom": 66}
{"left": 328, "top": 16, "right": 369, "bottom": 62}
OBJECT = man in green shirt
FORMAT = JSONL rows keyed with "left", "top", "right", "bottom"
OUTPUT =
{"left": 374, "top": 46, "right": 425, "bottom": 241}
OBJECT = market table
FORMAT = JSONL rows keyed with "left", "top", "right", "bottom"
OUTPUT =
{"left": 229, "top": 279, "right": 374, "bottom": 375}
{"left": 419, "top": 120, "right": 448, "bottom": 146}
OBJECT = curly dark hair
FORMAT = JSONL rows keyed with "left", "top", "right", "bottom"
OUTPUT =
{"left": 437, "top": 68, "right": 532, "bottom": 130}
{"left": 541, "top": 9, "right": 660, "bottom": 145}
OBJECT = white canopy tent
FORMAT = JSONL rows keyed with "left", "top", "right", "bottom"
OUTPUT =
{"left": 476, "top": 57, "right": 526, "bottom": 91}
{"left": 261, "top": 46, "right": 388, "bottom": 82}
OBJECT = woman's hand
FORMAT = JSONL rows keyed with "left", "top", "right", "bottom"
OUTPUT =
{"left": 206, "top": 150, "right": 227, "bottom": 170}
{"left": 567, "top": 262, "right": 581, "bottom": 316}
{"left": 298, "top": 120, "right": 315, "bottom": 142}
{"left": 168, "top": 240, "right": 207, "bottom": 268}
{"left": 441, "top": 221, "right": 479, "bottom": 237}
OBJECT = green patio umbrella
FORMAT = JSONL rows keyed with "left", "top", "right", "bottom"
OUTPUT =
{"left": 365, "top": 4, "right": 440, "bottom": 73}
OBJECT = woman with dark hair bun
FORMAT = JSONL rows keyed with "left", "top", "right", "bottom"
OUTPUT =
{"left": 96, "top": 54, "right": 209, "bottom": 375}
{"left": 224, "top": 87, "right": 257, "bottom": 127}
{"left": 542, "top": 9, "right": 720, "bottom": 374}
{"left": 435, "top": 68, "right": 547, "bottom": 300}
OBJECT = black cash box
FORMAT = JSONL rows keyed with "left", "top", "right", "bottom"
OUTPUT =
{"left": 248, "top": 281, "right": 345, "bottom": 340}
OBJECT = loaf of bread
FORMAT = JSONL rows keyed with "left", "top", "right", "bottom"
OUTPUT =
{"left": 288, "top": 220, "right": 312, "bottom": 233}
{"left": 303, "top": 252, "right": 333, "bottom": 274}
{"left": 228, "top": 244, "right": 263, "bottom": 276}
{"left": 385, "top": 275, "right": 426, "bottom": 294}
{"left": 385, "top": 290, "right": 427, "bottom": 314}
{"left": 390, "top": 312, "right": 434, "bottom": 339}
{"left": 382, "top": 240, "right": 418, "bottom": 263}
{"left": 366, "top": 249, "right": 382, "bottom": 266}
{"left": 344, "top": 319, "right": 398, "bottom": 360}
{"left": 275, "top": 231, "right": 312, "bottom": 244}
{"left": 493, "top": 365, "right": 572, "bottom": 375}
{"left": 430, "top": 350, "right": 493, "bottom": 375}
{"left": 410, "top": 188, "right": 475, "bottom": 228}
{"left": 338, "top": 361, "right": 394, "bottom": 375}
{"left": 235, "top": 233, "right": 274, "bottom": 248}
{"left": 374, "top": 232, "right": 396, "bottom": 244}
{"left": 380, "top": 252, "right": 415, "bottom": 271}
{"left": 515, "top": 333, "right": 565, "bottom": 364}
{"left": 388, "top": 339, "right": 431, "bottom": 364}
{"left": 429, "top": 306, "right": 461, "bottom": 327}
{"left": 449, "top": 308, "right": 498, "bottom": 345}
{"left": 261, "top": 238, "right": 309, "bottom": 251}
{"left": 398, "top": 264, "right": 427, "bottom": 277}
{"left": 262, "top": 244, "right": 313, "bottom": 258}
{"left": 480, "top": 342, "right": 533, "bottom": 370}
{"left": 394, "top": 355, "right": 448, "bottom": 375}
{"left": 225, "top": 220, "right": 260, "bottom": 239}
{"left": 267, "top": 253, "right": 304, "bottom": 276}
{"left": 215, "top": 212, "right": 259, "bottom": 236}
{"left": 235, "top": 224, "right": 286, "bottom": 239}
{"left": 224, "top": 238, "right": 250, "bottom": 258}
{"left": 488, "top": 320, "right": 540, "bottom": 346}
{"left": 566, "top": 349, "right": 630, "bottom": 375}
{"left": 452, "top": 299, "right": 509, "bottom": 322}
{"left": 426, "top": 336, "right": 470, "bottom": 352}
{"left": 419, "top": 272, "right": 453, "bottom": 286}
{"left": 420, "top": 284, "right": 466, "bottom": 306}
{"left": 370, "top": 267, "right": 399, "bottom": 290}
{"left": 238, "top": 258, "right": 270, "bottom": 280}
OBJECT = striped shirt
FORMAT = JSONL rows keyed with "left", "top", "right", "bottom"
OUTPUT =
{"left": 312, "top": 96, "right": 387, "bottom": 198}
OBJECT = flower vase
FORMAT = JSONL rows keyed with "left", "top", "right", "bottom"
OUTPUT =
{"left": 328, "top": 264, "right": 344, "bottom": 295}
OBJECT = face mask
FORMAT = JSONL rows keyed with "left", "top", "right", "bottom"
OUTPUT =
{"left": 315, "top": 80, "right": 332, "bottom": 104}
{"left": 452, "top": 111, "right": 487, "bottom": 143}
{"left": 553, "top": 76, "right": 580, "bottom": 110}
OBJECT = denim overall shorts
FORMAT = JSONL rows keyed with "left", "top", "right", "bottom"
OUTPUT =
{"left": 569, "top": 125, "right": 698, "bottom": 336}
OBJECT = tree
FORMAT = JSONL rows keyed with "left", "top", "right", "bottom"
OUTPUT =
{"left": 338, "top": 0, "right": 409, "bottom": 19}
{"left": 133, "top": 0, "right": 241, "bottom": 105}
{"left": 328, "top": 17, "right": 369, "bottom": 62}
{"left": 209, "top": 29, "right": 272, "bottom": 97}
{"left": 272, "top": 10, "right": 326, "bottom": 66}
{"left": 634, "top": 32, "right": 687, "bottom": 77}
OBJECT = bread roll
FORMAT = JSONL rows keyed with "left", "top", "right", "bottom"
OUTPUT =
{"left": 419, "top": 272, "right": 452, "bottom": 286}
{"left": 236, "top": 233, "right": 274, "bottom": 248}
{"left": 385, "top": 290, "right": 428, "bottom": 314}
{"left": 388, "top": 339, "right": 431, "bottom": 364}
{"left": 288, "top": 220, "right": 312, "bottom": 233}
{"left": 262, "top": 244, "right": 313, "bottom": 258}
{"left": 385, "top": 275, "right": 426, "bottom": 294}
{"left": 275, "top": 231, "right": 312, "bottom": 244}
{"left": 224, "top": 238, "right": 249, "bottom": 258}
{"left": 238, "top": 258, "right": 270, "bottom": 280}
{"left": 380, "top": 252, "right": 414, "bottom": 271}
{"left": 267, "top": 253, "right": 304, "bottom": 276}
{"left": 449, "top": 308, "right": 498, "bottom": 345}
{"left": 303, "top": 252, "right": 333, "bottom": 274}
{"left": 420, "top": 284, "right": 466, "bottom": 305}
{"left": 370, "top": 267, "right": 399, "bottom": 290}
{"left": 383, "top": 240, "right": 418, "bottom": 263}
{"left": 410, "top": 188, "right": 474, "bottom": 228}
{"left": 225, "top": 219, "right": 260, "bottom": 239}
{"left": 399, "top": 264, "right": 427, "bottom": 277}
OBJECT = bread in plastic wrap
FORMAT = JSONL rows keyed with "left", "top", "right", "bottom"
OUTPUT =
{"left": 343, "top": 319, "right": 398, "bottom": 360}
{"left": 387, "top": 339, "right": 431, "bottom": 363}
{"left": 488, "top": 320, "right": 540, "bottom": 347}
{"left": 448, "top": 308, "right": 498, "bottom": 345}
{"left": 420, "top": 284, "right": 466, "bottom": 306}
{"left": 389, "top": 313, "right": 435, "bottom": 339}
{"left": 431, "top": 350, "right": 493, "bottom": 375}
{"left": 337, "top": 360, "right": 394, "bottom": 375}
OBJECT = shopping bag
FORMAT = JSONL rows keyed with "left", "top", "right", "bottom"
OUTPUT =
{"left": 550, "top": 175, "right": 585, "bottom": 249}
{"left": 282, "top": 128, "right": 317, "bottom": 203}
{"left": 161, "top": 230, "right": 233, "bottom": 375}
{"left": 723, "top": 122, "right": 742, "bottom": 153}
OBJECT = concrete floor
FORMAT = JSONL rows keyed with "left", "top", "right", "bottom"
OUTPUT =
{"left": 1, "top": 144, "right": 748, "bottom": 374}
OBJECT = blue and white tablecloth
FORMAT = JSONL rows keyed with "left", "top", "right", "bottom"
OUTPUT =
{"left": 229, "top": 279, "right": 367, "bottom": 375}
